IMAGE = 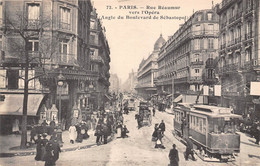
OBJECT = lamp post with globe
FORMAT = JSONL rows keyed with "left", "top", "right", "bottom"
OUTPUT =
{"left": 56, "top": 71, "right": 65, "bottom": 145}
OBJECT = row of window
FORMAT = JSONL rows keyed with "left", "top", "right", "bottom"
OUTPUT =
{"left": 194, "top": 38, "right": 217, "bottom": 50}
{"left": 221, "top": 22, "right": 252, "bottom": 46}
{"left": 0, "top": 3, "right": 73, "bottom": 30}
{"left": 0, "top": 70, "right": 38, "bottom": 89}
{"left": 189, "top": 115, "right": 207, "bottom": 134}
{"left": 221, "top": 0, "right": 253, "bottom": 24}
{"left": 196, "top": 12, "right": 215, "bottom": 22}
{"left": 219, "top": 47, "right": 253, "bottom": 67}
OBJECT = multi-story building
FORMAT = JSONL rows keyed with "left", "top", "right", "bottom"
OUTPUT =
{"left": 0, "top": 0, "right": 108, "bottom": 133}
{"left": 109, "top": 73, "right": 120, "bottom": 94}
{"left": 89, "top": 8, "right": 110, "bottom": 110}
{"left": 136, "top": 34, "right": 165, "bottom": 99}
{"left": 156, "top": 9, "right": 219, "bottom": 103}
{"left": 216, "top": 0, "right": 260, "bottom": 116}
{"left": 122, "top": 70, "right": 137, "bottom": 94}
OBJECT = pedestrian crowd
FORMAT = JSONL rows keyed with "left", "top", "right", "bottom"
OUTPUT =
{"left": 93, "top": 109, "right": 129, "bottom": 145}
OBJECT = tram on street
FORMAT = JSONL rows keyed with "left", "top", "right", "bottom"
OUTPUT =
{"left": 173, "top": 103, "right": 242, "bottom": 162}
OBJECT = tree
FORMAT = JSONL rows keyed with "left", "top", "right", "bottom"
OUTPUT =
{"left": 4, "top": 11, "right": 57, "bottom": 149}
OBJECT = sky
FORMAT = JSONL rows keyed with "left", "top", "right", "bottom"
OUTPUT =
{"left": 92, "top": 0, "right": 222, "bottom": 82}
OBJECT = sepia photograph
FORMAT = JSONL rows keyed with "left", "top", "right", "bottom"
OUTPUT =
{"left": 0, "top": 0, "right": 260, "bottom": 165}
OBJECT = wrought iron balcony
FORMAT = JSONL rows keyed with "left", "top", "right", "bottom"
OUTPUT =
{"left": 221, "top": 43, "right": 226, "bottom": 50}
{"left": 219, "top": 63, "right": 239, "bottom": 74}
{"left": 189, "top": 76, "right": 203, "bottom": 83}
{"left": 244, "top": 32, "right": 252, "bottom": 40}
{"left": 27, "top": 19, "right": 41, "bottom": 29}
{"left": 221, "top": 22, "right": 227, "bottom": 29}
{"left": 59, "top": 22, "right": 71, "bottom": 31}
{"left": 235, "top": 37, "right": 241, "bottom": 44}
{"left": 242, "top": 59, "right": 258, "bottom": 70}
{"left": 229, "top": 16, "right": 236, "bottom": 23}
{"left": 90, "top": 55, "right": 104, "bottom": 64}
{"left": 236, "top": 12, "right": 242, "bottom": 19}
{"left": 175, "top": 77, "right": 188, "bottom": 83}
{"left": 54, "top": 53, "right": 77, "bottom": 66}
{"left": 191, "top": 61, "right": 203, "bottom": 65}
{"left": 228, "top": 40, "right": 235, "bottom": 46}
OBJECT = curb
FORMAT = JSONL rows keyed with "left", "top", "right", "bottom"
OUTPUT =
{"left": 0, "top": 135, "right": 115, "bottom": 158}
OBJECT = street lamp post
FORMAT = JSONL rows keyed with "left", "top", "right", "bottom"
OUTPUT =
{"left": 56, "top": 71, "right": 65, "bottom": 145}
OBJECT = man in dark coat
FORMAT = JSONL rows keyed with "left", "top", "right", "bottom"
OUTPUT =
{"left": 169, "top": 144, "right": 179, "bottom": 166}
{"left": 35, "top": 134, "right": 43, "bottom": 161}
{"left": 135, "top": 114, "right": 141, "bottom": 129}
{"left": 95, "top": 124, "right": 102, "bottom": 145}
{"left": 152, "top": 107, "right": 155, "bottom": 116}
{"left": 121, "top": 125, "right": 129, "bottom": 138}
{"left": 44, "top": 141, "right": 55, "bottom": 166}
{"left": 102, "top": 124, "right": 109, "bottom": 144}
{"left": 159, "top": 120, "right": 166, "bottom": 135}
{"left": 51, "top": 138, "right": 61, "bottom": 164}
{"left": 41, "top": 133, "right": 49, "bottom": 161}
{"left": 185, "top": 136, "right": 195, "bottom": 161}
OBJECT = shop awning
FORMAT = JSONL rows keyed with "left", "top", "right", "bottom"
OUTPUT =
{"left": 0, "top": 94, "right": 44, "bottom": 116}
{"left": 173, "top": 95, "right": 183, "bottom": 103}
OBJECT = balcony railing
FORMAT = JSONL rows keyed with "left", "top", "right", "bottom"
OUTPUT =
{"left": 219, "top": 63, "right": 239, "bottom": 74}
{"left": 245, "top": 32, "right": 252, "bottom": 40}
{"left": 229, "top": 16, "right": 236, "bottom": 23}
{"left": 90, "top": 55, "right": 104, "bottom": 64}
{"left": 236, "top": 12, "right": 242, "bottom": 19}
{"left": 221, "top": 21, "right": 227, "bottom": 29}
{"left": 191, "top": 61, "right": 203, "bottom": 65}
{"left": 59, "top": 22, "right": 71, "bottom": 31}
{"left": 235, "top": 37, "right": 241, "bottom": 44}
{"left": 221, "top": 43, "right": 226, "bottom": 50}
{"left": 27, "top": 19, "right": 40, "bottom": 29}
{"left": 54, "top": 53, "right": 77, "bottom": 66}
{"left": 242, "top": 59, "right": 258, "bottom": 70}
{"left": 245, "top": 7, "right": 253, "bottom": 15}
{"left": 175, "top": 77, "right": 188, "bottom": 83}
{"left": 228, "top": 40, "right": 235, "bottom": 46}
{"left": 218, "top": 0, "right": 232, "bottom": 8}
{"left": 189, "top": 76, "right": 203, "bottom": 83}
{"left": 89, "top": 38, "right": 99, "bottom": 45}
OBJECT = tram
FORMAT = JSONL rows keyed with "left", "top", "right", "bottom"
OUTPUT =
{"left": 173, "top": 103, "right": 242, "bottom": 161}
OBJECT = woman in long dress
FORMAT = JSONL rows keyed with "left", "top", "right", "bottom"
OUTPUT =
{"left": 69, "top": 125, "right": 77, "bottom": 144}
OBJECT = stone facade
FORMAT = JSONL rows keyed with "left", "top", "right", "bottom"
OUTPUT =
{"left": 216, "top": 0, "right": 260, "bottom": 116}
{"left": 136, "top": 34, "right": 165, "bottom": 99}
{"left": 156, "top": 9, "right": 219, "bottom": 103}
{"left": 0, "top": 0, "right": 109, "bottom": 130}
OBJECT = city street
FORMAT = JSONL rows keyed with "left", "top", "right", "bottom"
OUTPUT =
{"left": 1, "top": 100, "right": 260, "bottom": 166}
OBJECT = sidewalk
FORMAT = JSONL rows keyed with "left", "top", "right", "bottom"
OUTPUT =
{"left": 0, "top": 130, "right": 114, "bottom": 157}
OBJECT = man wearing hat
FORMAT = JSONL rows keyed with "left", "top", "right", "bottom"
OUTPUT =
{"left": 169, "top": 144, "right": 179, "bottom": 166}
{"left": 185, "top": 136, "right": 196, "bottom": 161}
